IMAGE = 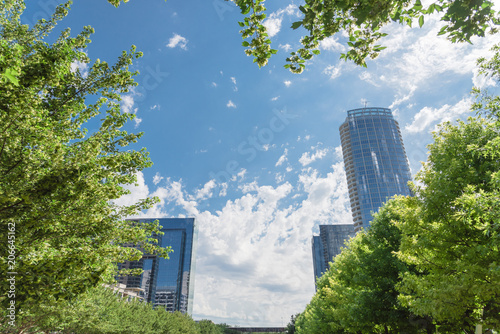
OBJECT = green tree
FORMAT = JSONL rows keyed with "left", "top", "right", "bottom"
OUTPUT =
{"left": 233, "top": 0, "right": 500, "bottom": 71}
{"left": 0, "top": 0, "right": 169, "bottom": 324}
{"left": 197, "top": 320, "right": 233, "bottom": 334}
{"left": 284, "top": 313, "right": 300, "bottom": 334}
{"left": 0, "top": 285, "right": 203, "bottom": 334}
{"left": 298, "top": 199, "right": 442, "bottom": 334}
{"left": 395, "top": 46, "right": 500, "bottom": 330}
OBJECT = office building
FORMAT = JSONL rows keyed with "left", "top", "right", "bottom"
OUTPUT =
{"left": 117, "top": 218, "right": 197, "bottom": 314}
{"left": 340, "top": 107, "right": 412, "bottom": 232}
{"left": 312, "top": 224, "right": 356, "bottom": 285}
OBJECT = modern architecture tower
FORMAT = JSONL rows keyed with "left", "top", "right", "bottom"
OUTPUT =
{"left": 117, "top": 218, "right": 197, "bottom": 314}
{"left": 340, "top": 107, "right": 412, "bottom": 232}
{"left": 312, "top": 224, "right": 355, "bottom": 286}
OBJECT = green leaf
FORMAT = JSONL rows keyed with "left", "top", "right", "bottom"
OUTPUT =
{"left": 291, "top": 21, "right": 303, "bottom": 29}
{"left": 418, "top": 15, "right": 424, "bottom": 28}
{"left": 3, "top": 68, "right": 20, "bottom": 86}
{"left": 413, "top": 0, "right": 423, "bottom": 11}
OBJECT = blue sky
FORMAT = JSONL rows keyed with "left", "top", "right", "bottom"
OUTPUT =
{"left": 23, "top": 0, "right": 500, "bottom": 327}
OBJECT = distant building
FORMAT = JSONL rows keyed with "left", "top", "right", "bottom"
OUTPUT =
{"left": 312, "top": 224, "right": 355, "bottom": 286}
{"left": 117, "top": 218, "right": 197, "bottom": 314}
{"left": 340, "top": 107, "right": 412, "bottom": 232}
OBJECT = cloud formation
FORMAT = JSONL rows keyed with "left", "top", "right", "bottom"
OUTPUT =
{"left": 405, "top": 97, "right": 473, "bottom": 134}
{"left": 263, "top": 5, "right": 300, "bottom": 38}
{"left": 167, "top": 33, "right": 188, "bottom": 50}
{"left": 299, "top": 148, "right": 329, "bottom": 166}
{"left": 116, "top": 159, "right": 351, "bottom": 326}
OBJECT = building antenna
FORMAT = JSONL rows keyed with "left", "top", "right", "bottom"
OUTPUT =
{"left": 364, "top": 100, "right": 369, "bottom": 109}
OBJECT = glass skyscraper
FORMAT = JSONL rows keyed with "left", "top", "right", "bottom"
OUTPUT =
{"left": 340, "top": 107, "right": 412, "bottom": 232}
{"left": 117, "top": 218, "right": 197, "bottom": 314}
{"left": 312, "top": 224, "right": 355, "bottom": 286}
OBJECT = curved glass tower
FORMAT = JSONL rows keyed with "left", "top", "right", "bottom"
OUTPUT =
{"left": 117, "top": 218, "right": 197, "bottom": 314}
{"left": 340, "top": 107, "right": 412, "bottom": 232}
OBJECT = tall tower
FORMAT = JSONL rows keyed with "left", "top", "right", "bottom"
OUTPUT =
{"left": 312, "top": 224, "right": 355, "bottom": 286}
{"left": 117, "top": 218, "right": 197, "bottom": 314}
{"left": 340, "top": 107, "right": 412, "bottom": 232}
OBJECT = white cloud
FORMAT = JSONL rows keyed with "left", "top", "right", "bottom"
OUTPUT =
{"left": 194, "top": 163, "right": 350, "bottom": 325}
{"left": 378, "top": 16, "right": 500, "bottom": 95}
{"left": 275, "top": 148, "right": 288, "bottom": 167}
{"left": 405, "top": 97, "right": 473, "bottom": 134}
{"left": 120, "top": 94, "right": 142, "bottom": 128}
{"left": 275, "top": 173, "right": 285, "bottom": 183}
{"left": 230, "top": 77, "right": 238, "bottom": 91}
{"left": 113, "top": 171, "right": 151, "bottom": 209}
{"left": 133, "top": 113, "right": 142, "bottom": 128}
{"left": 279, "top": 44, "right": 292, "bottom": 52}
{"left": 323, "top": 65, "right": 342, "bottom": 79}
{"left": 231, "top": 168, "right": 247, "bottom": 182}
{"left": 227, "top": 100, "right": 236, "bottom": 108}
{"left": 219, "top": 183, "right": 228, "bottom": 197}
{"left": 167, "top": 33, "right": 188, "bottom": 50}
{"left": 319, "top": 36, "right": 345, "bottom": 52}
{"left": 211, "top": 82, "right": 217, "bottom": 87}
{"left": 121, "top": 95, "right": 135, "bottom": 114}
{"left": 299, "top": 148, "right": 329, "bottom": 166}
{"left": 195, "top": 179, "right": 217, "bottom": 200}
{"left": 150, "top": 104, "right": 160, "bottom": 111}
{"left": 271, "top": 96, "right": 280, "bottom": 101}
{"left": 115, "top": 160, "right": 351, "bottom": 327}
{"left": 283, "top": 80, "right": 292, "bottom": 87}
{"left": 283, "top": 4, "right": 300, "bottom": 16}
{"left": 472, "top": 67, "right": 497, "bottom": 89}
{"left": 334, "top": 145, "right": 344, "bottom": 160}
{"left": 153, "top": 172, "right": 164, "bottom": 185}
{"left": 359, "top": 71, "right": 379, "bottom": 87}
{"left": 70, "top": 60, "right": 89, "bottom": 77}
{"left": 263, "top": 16, "right": 283, "bottom": 38}
{"left": 389, "top": 86, "right": 417, "bottom": 109}
{"left": 263, "top": 5, "right": 300, "bottom": 38}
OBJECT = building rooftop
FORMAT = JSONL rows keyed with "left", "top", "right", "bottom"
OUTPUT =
{"left": 347, "top": 107, "right": 392, "bottom": 118}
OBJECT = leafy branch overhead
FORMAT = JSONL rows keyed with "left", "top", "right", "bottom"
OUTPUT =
{"left": 105, "top": 0, "right": 500, "bottom": 72}
{"left": 230, "top": 0, "right": 500, "bottom": 72}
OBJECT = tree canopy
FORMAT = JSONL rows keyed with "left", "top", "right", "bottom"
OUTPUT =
{"left": 0, "top": 0, "right": 169, "bottom": 320}
{"left": 295, "top": 199, "right": 441, "bottom": 334}
{"left": 395, "top": 47, "right": 500, "bottom": 330}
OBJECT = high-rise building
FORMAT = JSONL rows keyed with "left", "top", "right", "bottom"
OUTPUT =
{"left": 117, "top": 218, "right": 197, "bottom": 314}
{"left": 340, "top": 107, "right": 412, "bottom": 232}
{"left": 312, "top": 224, "right": 355, "bottom": 286}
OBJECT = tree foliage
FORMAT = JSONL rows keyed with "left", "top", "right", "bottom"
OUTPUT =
{"left": 0, "top": 285, "right": 205, "bottom": 334}
{"left": 395, "top": 47, "right": 500, "bottom": 329}
{"left": 106, "top": 0, "right": 500, "bottom": 72}
{"left": 296, "top": 199, "right": 441, "bottom": 334}
{"left": 0, "top": 0, "right": 170, "bottom": 320}
{"left": 232, "top": 0, "right": 500, "bottom": 71}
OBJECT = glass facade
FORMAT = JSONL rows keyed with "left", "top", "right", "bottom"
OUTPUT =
{"left": 340, "top": 107, "right": 412, "bottom": 232}
{"left": 312, "top": 224, "right": 355, "bottom": 286}
{"left": 117, "top": 218, "right": 197, "bottom": 314}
